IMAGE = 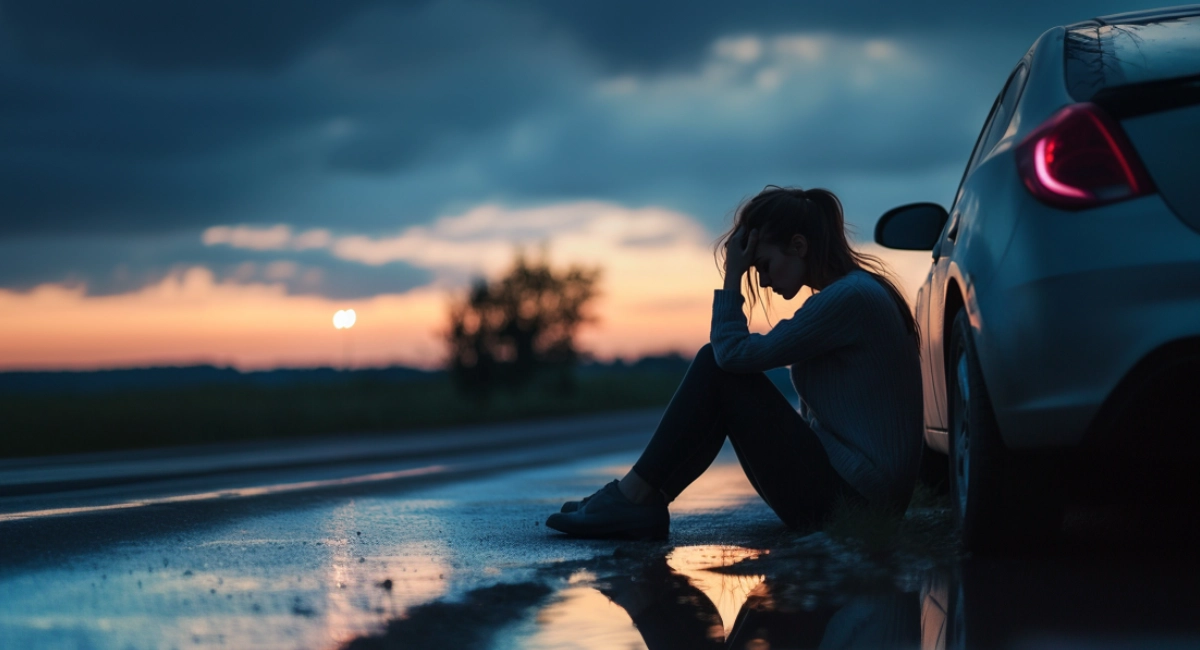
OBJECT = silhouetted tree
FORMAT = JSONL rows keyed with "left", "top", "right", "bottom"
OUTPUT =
{"left": 446, "top": 251, "right": 601, "bottom": 397}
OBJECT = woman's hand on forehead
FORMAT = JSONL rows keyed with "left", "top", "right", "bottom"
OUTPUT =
{"left": 725, "top": 227, "right": 759, "bottom": 279}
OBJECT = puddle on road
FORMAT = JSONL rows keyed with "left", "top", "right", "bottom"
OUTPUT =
{"left": 664, "top": 545, "right": 766, "bottom": 638}
{"left": 498, "top": 543, "right": 928, "bottom": 650}
{"left": 513, "top": 545, "right": 765, "bottom": 649}
{"left": 520, "top": 583, "right": 652, "bottom": 650}
{"left": 347, "top": 541, "right": 1200, "bottom": 650}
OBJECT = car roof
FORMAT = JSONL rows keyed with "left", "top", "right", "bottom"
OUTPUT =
{"left": 1066, "top": 3, "right": 1200, "bottom": 29}
{"left": 1062, "top": 5, "right": 1200, "bottom": 101}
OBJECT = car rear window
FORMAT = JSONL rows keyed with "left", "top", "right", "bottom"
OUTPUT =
{"left": 1066, "top": 13, "right": 1200, "bottom": 101}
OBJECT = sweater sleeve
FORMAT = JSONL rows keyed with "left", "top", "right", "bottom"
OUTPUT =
{"left": 709, "top": 280, "right": 864, "bottom": 373}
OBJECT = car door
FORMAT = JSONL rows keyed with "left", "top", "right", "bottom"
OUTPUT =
{"left": 925, "top": 63, "right": 1029, "bottom": 435}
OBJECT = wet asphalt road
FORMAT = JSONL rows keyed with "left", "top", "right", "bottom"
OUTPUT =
{"left": 2, "top": 410, "right": 1200, "bottom": 649}
{"left": 0, "top": 410, "right": 781, "bottom": 649}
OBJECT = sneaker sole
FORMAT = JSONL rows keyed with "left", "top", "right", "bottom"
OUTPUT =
{"left": 544, "top": 513, "right": 668, "bottom": 541}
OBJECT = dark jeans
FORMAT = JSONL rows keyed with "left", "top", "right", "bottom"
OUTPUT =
{"left": 631, "top": 344, "right": 863, "bottom": 530}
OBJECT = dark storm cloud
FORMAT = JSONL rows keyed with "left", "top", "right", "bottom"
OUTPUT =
{"left": 0, "top": 0, "right": 1179, "bottom": 296}
{"left": 0, "top": 0, "right": 397, "bottom": 72}
{"left": 0, "top": 0, "right": 574, "bottom": 235}
{"left": 317, "top": 2, "right": 580, "bottom": 175}
{"left": 0, "top": 62, "right": 342, "bottom": 234}
{"left": 516, "top": 0, "right": 1165, "bottom": 73}
{"left": 0, "top": 1, "right": 1165, "bottom": 75}
{"left": 0, "top": 234, "right": 430, "bottom": 299}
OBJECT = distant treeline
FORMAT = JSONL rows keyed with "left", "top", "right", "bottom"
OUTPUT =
{"left": 0, "top": 353, "right": 803, "bottom": 459}
{"left": 0, "top": 354, "right": 709, "bottom": 458}
{"left": 0, "top": 354, "right": 695, "bottom": 397}
{"left": 0, "top": 365, "right": 437, "bottom": 396}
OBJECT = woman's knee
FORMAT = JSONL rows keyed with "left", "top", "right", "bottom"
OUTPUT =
{"left": 694, "top": 343, "right": 718, "bottom": 368}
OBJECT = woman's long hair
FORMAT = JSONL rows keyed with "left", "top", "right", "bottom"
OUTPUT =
{"left": 715, "top": 185, "right": 919, "bottom": 345}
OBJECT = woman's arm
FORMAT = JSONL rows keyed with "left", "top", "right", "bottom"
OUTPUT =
{"left": 709, "top": 281, "right": 864, "bottom": 373}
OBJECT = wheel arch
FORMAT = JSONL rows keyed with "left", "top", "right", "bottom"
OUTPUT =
{"left": 942, "top": 277, "right": 967, "bottom": 396}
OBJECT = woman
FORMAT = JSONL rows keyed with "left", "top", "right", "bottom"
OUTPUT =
{"left": 546, "top": 186, "right": 923, "bottom": 539}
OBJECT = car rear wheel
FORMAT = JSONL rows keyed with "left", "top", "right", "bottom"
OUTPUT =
{"left": 917, "top": 440, "right": 950, "bottom": 495}
{"left": 948, "top": 310, "right": 1062, "bottom": 553}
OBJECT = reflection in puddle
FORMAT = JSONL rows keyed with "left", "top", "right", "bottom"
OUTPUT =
{"left": 512, "top": 545, "right": 773, "bottom": 650}
{"left": 666, "top": 545, "right": 765, "bottom": 638}
{"left": 507, "top": 542, "right": 929, "bottom": 649}
{"left": 521, "top": 581, "right": 653, "bottom": 650}
{"left": 921, "top": 572, "right": 949, "bottom": 650}
{"left": 502, "top": 550, "right": 1200, "bottom": 650}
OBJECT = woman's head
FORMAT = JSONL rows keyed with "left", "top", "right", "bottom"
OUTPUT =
{"left": 720, "top": 186, "right": 853, "bottom": 295}
{"left": 716, "top": 185, "right": 919, "bottom": 341}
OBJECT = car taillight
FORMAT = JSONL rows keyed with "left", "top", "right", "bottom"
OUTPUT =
{"left": 1016, "top": 103, "right": 1155, "bottom": 210}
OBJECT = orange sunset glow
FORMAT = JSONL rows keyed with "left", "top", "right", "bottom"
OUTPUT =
{"left": 0, "top": 202, "right": 930, "bottom": 371}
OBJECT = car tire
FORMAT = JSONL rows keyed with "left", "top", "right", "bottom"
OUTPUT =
{"left": 918, "top": 440, "right": 950, "bottom": 495}
{"left": 948, "top": 310, "right": 1062, "bottom": 553}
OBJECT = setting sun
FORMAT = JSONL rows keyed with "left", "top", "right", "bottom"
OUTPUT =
{"left": 332, "top": 309, "right": 358, "bottom": 330}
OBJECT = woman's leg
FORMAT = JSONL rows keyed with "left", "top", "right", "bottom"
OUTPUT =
{"left": 630, "top": 344, "right": 746, "bottom": 499}
{"left": 631, "top": 344, "right": 859, "bottom": 529}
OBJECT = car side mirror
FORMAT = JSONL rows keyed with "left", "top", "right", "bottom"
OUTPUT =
{"left": 874, "top": 202, "right": 949, "bottom": 251}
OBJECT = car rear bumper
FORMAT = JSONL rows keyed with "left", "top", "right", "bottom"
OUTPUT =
{"left": 971, "top": 193, "right": 1200, "bottom": 450}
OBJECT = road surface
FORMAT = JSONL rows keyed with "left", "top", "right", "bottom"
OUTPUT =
{"left": 1, "top": 409, "right": 1198, "bottom": 649}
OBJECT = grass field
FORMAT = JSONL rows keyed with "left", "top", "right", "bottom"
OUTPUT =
{"left": 0, "top": 371, "right": 686, "bottom": 458}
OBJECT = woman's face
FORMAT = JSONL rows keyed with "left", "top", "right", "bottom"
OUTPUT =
{"left": 753, "top": 235, "right": 808, "bottom": 300}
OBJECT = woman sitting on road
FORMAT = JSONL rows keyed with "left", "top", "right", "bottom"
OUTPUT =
{"left": 546, "top": 186, "right": 924, "bottom": 539}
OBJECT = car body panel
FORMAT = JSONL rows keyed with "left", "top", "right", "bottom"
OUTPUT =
{"left": 966, "top": 18, "right": 1200, "bottom": 449}
{"left": 1122, "top": 104, "right": 1200, "bottom": 232}
{"left": 874, "top": 4, "right": 1200, "bottom": 544}
{"left": 918, "top": 30, "right": 1058, "bottom": 448}
{"left": 900, "top": 11, "right": 1200, "bottom": 457}
{"left": 974, "top": 192, "right": 1200, "bottom": 448}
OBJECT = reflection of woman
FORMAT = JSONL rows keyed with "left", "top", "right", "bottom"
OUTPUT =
{"left": 546, "top": 187, "right": 923, "bottom": 538}
{"left": 598, "top": 556, "right": 921, "bottom": 650}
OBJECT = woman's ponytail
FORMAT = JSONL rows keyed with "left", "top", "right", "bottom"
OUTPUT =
{"left": 715, "top": 185, "right": 920, "bottom": 346}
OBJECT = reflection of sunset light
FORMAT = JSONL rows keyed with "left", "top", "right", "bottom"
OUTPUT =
{"left": 517, "top": 548, "right": 766, "bottom": 649}
{"left": 520, "top": 580, "right": 651, "bottom": 649}
{"left": 319, "top": 536, "right": 451, "bottom": 648}
{"left": 667, "top": 545, "right": 766, "bottom": 639}
{"left": 333, "top": 309, "right": 357, "bottom": 329}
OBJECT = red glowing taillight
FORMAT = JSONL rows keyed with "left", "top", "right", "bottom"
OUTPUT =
{"left": 1016, "top": 103, "right": 1155, "bottom": 210}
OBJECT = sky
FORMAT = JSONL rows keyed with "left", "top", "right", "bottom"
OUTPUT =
{"left": 0, "top": 0, "right": 1173, "bottom": 370}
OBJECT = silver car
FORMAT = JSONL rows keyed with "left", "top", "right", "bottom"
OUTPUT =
{"left": 875, "top": 5, "right": 1200, "bottom": 551}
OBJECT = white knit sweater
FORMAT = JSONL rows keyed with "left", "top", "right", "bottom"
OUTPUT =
{"left": 710, "top": 269, "right": 924, "bottom": 509}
